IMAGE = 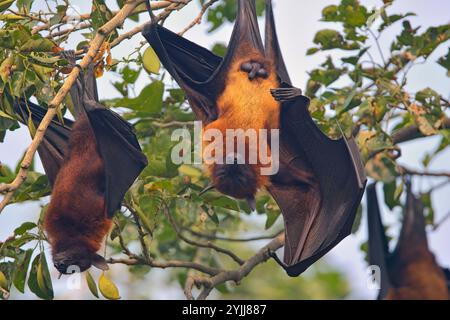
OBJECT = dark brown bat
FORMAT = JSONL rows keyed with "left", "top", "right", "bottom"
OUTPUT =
{"left": 367, "top": 182, "right": 449, "bottom": 300}
{"left": 44, "top": 112, "right": 110, "bottom": 274}
{"left": 143, "top": 0, "right": 366, "bottom": 276}
{"left": 13, "top": 56, "right": 147, "bottom": 274}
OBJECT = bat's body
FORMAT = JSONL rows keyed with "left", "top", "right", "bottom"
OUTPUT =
{"left": 205, "top": 47, "right": 280, "bottom": 199}
{"left": 44, "top": 114, "right": 111, "bottom": 273}
{"left": 14, "top": 57, "right": 147, "bottom": 274}
{"left": 386, "top": 248, "right": 449, "bottom": 300}
{"left": 367, "top": 183, "right": 449, "bottom": 300}
{"left": 143, "top": 0, "right": 366, "bottom": 276}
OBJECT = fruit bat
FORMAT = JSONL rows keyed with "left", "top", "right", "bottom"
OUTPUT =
{"left": 366, "top": 183, "right": 449, "bottom": 300}
{"left": 142, "top": 0, "right": 366, "bottom": 276}
{"left": 13, "top": 55, "right": 147, "bottom": 274}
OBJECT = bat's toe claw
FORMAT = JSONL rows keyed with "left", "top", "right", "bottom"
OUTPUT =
{"left": 270, "top": 87, "right": 302, "bottom": 102}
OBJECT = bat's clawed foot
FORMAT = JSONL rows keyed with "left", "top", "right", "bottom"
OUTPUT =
{"left": 240, "top": 61, "right": 269, "bottom": 80}
{"left": 270, "top": 87, "right": 302, "bottom": 102}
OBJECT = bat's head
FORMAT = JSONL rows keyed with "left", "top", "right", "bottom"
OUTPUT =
{"left": 210, "top": 153, "right": 258, "bottom": 200}
{"left": 52, "top": 244, "right": 109, "bottom": 274}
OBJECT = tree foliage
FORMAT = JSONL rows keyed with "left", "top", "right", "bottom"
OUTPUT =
{"left": 0, "top": 0, "right": 449, "bottom": 300}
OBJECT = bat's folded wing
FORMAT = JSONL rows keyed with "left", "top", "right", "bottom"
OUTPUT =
{"left": 13, "top": 99, "right": 73, "bottom": 186}
{"left": 142, "top": 24, "right": 222, "bottom": 122}
{"left": 73, "top": 67, "right": 148, "bottom": 218}
{"left": 268, "top": 96, "right": 366, "bottom": 276}
{"left": 366, "top": 184, "right": 391, "bottom": 299}
{"left": 84, "top": 100, "right": 148, "bottom": 217}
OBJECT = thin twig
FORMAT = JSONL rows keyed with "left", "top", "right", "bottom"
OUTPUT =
{"left": 433, "top": 211, "right": 450, "bottom": 231}
{"left": 185, "top": 228, "right": 284, "bottom": 242}
{"left": 178, "top": 0, "right": 219, "bottom": 36}
{"left": 161, "top": 200, "right": 245, "bottom": 265}
{"left": 195, "top": 233, "right": 285, "bottom": 300}
{"left": 108, "top": 257, "right": 222, "bottom": 275}
{"left": 400, "top": 166, "right": 450, "bottom": 179}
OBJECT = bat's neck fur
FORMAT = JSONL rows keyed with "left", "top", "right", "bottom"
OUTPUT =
{"left": 44, "top": 114, "right": 111, "bottom": 257}
{"left": 204, "top": 45, "right": 280, "bottom": 195}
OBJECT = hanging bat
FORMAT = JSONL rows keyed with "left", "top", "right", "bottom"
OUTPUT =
{"left": 366, "top": 182, "right": 449, "bottom": 300}
{"left": 13, "top": 55, "right": 147, "bottom": 274}
{"left": 143, "top": 0, "right": 366, "bottom": 276}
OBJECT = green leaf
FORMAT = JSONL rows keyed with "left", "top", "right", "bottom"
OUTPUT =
{"left": 211, "top": 43, "right": 227, "bottom": 57}
{"left": 210, "top": 196, "right": 240, "bottom": 212}
{"left": 117, "top": 81, "right": 164, "bottom": 113}
{"left": 86, "top": 272, "right": 99, "bottom": 298}
{"left": 142, "top": 46, "right": 160, "bottom": 75}
{"left": 20, "top": 37, "right": 55, "bottom": 52}
{"left": 0, "top": 56, "right": 13, "bottom": 83}
{"left": 28, "top": 253, "right": 54, "bottom": 300}
{"left": 365, "top": 153, "right": 398, "bottom": 183}
{"left": 13, "top": 221, "right": 37, "bottom": 236}
{"left": 0, "top": 271, "right": 7, "bottom": 290}
{"left": 13, "top": 249, "right": 32, "bottom": 293}
{"left": 437, "top": 48, "right": 450, "bottom": 76}
{"left": 265, "top": 210, "right": 280, "bottom": 229}
{"left": 351, "top": 204, "right": 363, "bottom": 233}
{"left": 383, "top": 181, "right": 400, "bottom": 210}
{"left": 0, "top": 0, "right": 15, "bottom": 13}
{"left": 306, "top": 47, "right": 320, "bottom": 55}
{"left": 99, "top": 273, "right": 120, "bottom": 300}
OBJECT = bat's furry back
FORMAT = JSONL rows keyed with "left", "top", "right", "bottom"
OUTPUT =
{"left": 44, "top": 114, "right": 111, "bottom": 274}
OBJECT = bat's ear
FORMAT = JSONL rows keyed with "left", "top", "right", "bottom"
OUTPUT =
{"left": 92, "top": 254, "right": 109, "bottom": 271}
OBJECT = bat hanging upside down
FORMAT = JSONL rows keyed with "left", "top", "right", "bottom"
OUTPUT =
{"left": 143, "top": 0, "right": 366, "bottom": 276}
{"left": 14, "top": 56, "right": 147, "bottom": 274}
{"left": 204, "top": 43, "right": 291, "bottom": 202}
{"left": 44, "top": 113, "right": 111, "bottom": 274}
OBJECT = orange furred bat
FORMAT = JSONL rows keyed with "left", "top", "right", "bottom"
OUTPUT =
{"left": 44, "top": 114, "right": 111, "bottom": 273}
{"left": 143, "top": 0, "right": 366, "bottom": 276}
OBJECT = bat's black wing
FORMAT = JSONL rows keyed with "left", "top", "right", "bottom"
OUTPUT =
{"left": 393, "top": 181, "right": 429, "bottom": 256}
{"left": 142, "top": 0, "right": 265, "bottom": 123}
{"left": 366, "top": 183, "right": 392, "bottom": 299}
{"left": 264, "top": 0, "right": 290, "bottom": 85}
{"left": 13, "top": 100, "right": 73, "bottom": 186}
{"left": 263, "top": 0, "right": 366, "bottom": 276}
{"left": 74, "top": 66, "right": 148, "bottom": 217}
{"left": 268, "top": 96, "right": 366, "bottom": 276}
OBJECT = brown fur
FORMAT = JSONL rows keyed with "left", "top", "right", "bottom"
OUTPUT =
{"left": 44, "top": 114, "right": 111, "bottom": 264}
{"left": 203, "top": 45, "right": 280, "bottom": 198}
{"left": 385, "top": 224, "right": 449, "bottom": 300}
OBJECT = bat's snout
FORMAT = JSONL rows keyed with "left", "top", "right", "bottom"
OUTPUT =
{"left": 53, "top": 249, "right": 92, "bottom": 274}
{"left": 212, "top": 161, "right": 257, "bottom": 199}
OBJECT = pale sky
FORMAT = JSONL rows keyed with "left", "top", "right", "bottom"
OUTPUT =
{"left": 0, "top": 0, "right": 449, "bottom": 299}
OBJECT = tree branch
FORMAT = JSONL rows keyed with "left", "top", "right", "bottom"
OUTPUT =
{"left": 178, "top": 0, "right": 219, "bottom": 36}
{"left": 400, "top": 166, "right": 450, "bottom": 178}
{"left": 185, "top": 228, "right": 284, "bottom": 242}
{"left": 392, "top": 118, "right": 450, "bottom": 144}
{"left": 107, "top": 257, "right": 222, "bottom": 276}
{"left": 195, "top": 233, "right": 285, "bottom": 300}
